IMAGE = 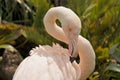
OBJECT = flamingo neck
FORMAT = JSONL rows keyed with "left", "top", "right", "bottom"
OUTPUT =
{"left": 43, "top": 8, "right": 68, "bottom": 43}
{"left": 78, "top": 36, "right": 95, "bottom": 80}
{"left": 44, "top": 7, "right": 95, "bottom": 80}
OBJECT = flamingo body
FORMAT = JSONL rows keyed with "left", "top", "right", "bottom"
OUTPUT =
{"left": 13, "top": 44, "right": 80, "bottom": 80}
{"left": 13, "top": 6, "right": 95, "bottom": 80}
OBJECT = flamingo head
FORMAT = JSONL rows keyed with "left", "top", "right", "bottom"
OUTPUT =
{"left": 51, "top": 6, "right": 81, "bottom": 57}
{"left": 62, "top": 17, "right": 81, "bottom": 57}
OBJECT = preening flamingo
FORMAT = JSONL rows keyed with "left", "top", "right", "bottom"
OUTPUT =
{"left": 13, "top": 6, "right": 95, "bottom": 80}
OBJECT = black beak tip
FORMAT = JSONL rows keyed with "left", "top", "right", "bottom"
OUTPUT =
{"left": 70, "top": 56, "right": 76, "bottom": 63}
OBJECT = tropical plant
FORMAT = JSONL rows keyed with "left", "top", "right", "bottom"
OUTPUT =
{"left": 61, "top": 0, "right": 120, "bottom": 79}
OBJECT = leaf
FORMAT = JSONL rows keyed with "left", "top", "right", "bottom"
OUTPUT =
{"left": 113, "top": 47, "right": 120, "bottom": 60}
{"left": 113, "top": 51, "right": 120, "bottom": 63}
{"left": 109, "top": 72, "right": 120, "bottom": 79}
{"left": 109, "top": 44, "right": 119, "bottom": 54}
{"left": 103, "top": 63, "right": 120, "bottom": 79}
{"left": 0, "top": 29, "right": 21, "bottom": 44}
{"left": 104, "top": 63, "right": 120, "bottom": 73}
{"left": 83, "top": 4, "right": 96, "bottom": 18}
{"left": 21, "top": 27, "right": 43, "bottom": 44}
{"left": 0, "top": 44, "right": 23, "bottom": 59}
{"left": 32, "top": 0, "right": 50, "bottom": 29}
{"left": 96, "top": 46, "right": 109, "bottom": 59}
{"left": 109, "top": 44, "right": 120, "bottom": 62}
{"left": 0, "top": 23, "right": 22, "bottom": 44}
{"left": 0, "top": 44, "right": 17, "bottom": 52}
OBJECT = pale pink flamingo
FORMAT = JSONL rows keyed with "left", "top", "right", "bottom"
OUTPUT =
{"left": 13, "top": 6, "right": 95, "bottom": 80}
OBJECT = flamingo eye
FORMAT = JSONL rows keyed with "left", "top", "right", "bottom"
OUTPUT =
{"left": 68, "top": 28, "right": 72, "bottom": 32}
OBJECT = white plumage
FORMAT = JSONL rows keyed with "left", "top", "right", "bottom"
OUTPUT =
{"left": 13, "top": 44, "right": 80, "bottom": 80}
{"left": 13, "top": 6, "right": 95, "bottom": 80}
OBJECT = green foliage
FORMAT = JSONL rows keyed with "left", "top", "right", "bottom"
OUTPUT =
{"left": 66, "top": 0, "right": 120, "bottom": 79}
{"left": 0, "top": 23, "right": 21, "bottom": 44}
{"left": 0, "top": 0, "right": 34, "bottom": 25}
{"left": 29, "top": 0, "right": 59, "bottom": 45}
{"left": 0, "top": 22, "right": 46, "bottom": 45}
{"left": 67, "top": 0, "right": 92, "bottom": 16}
{"left": 0, "top": 44, "right": 18, "bottom": 53}
{"left": 83, "top": 0, "right": 120, "bottom": 47}
{"left": 109, "top": 44, "right": 120, "bottom": 62}
{"left": 21, "top": 27, "right": 44, "bottom": 44}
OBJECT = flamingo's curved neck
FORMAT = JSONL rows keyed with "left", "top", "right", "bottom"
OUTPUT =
{"left": 77, "top": 36, "right": 95, "bottom": 79}
{"left": 43, "top": 7, "right": 95, "bottom": 80}
{"left": 43, "top": 9, "right": 68, "bottom": 43}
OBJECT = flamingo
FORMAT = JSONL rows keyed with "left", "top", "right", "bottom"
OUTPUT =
{"left": 13, "top": 6, "right": 95, "bottom": 80}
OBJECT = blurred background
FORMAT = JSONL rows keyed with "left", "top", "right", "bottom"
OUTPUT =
{"left": 0, "top": 0, "right": 120, "bottom": 80}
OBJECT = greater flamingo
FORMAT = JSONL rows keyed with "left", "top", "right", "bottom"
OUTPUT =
{"left": 13, "top": 6, "right": 95, "bottom": 80}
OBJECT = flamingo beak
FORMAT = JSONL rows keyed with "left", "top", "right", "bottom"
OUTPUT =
{"left": 68, "top": 37, "right": 78, "bottom": 57}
